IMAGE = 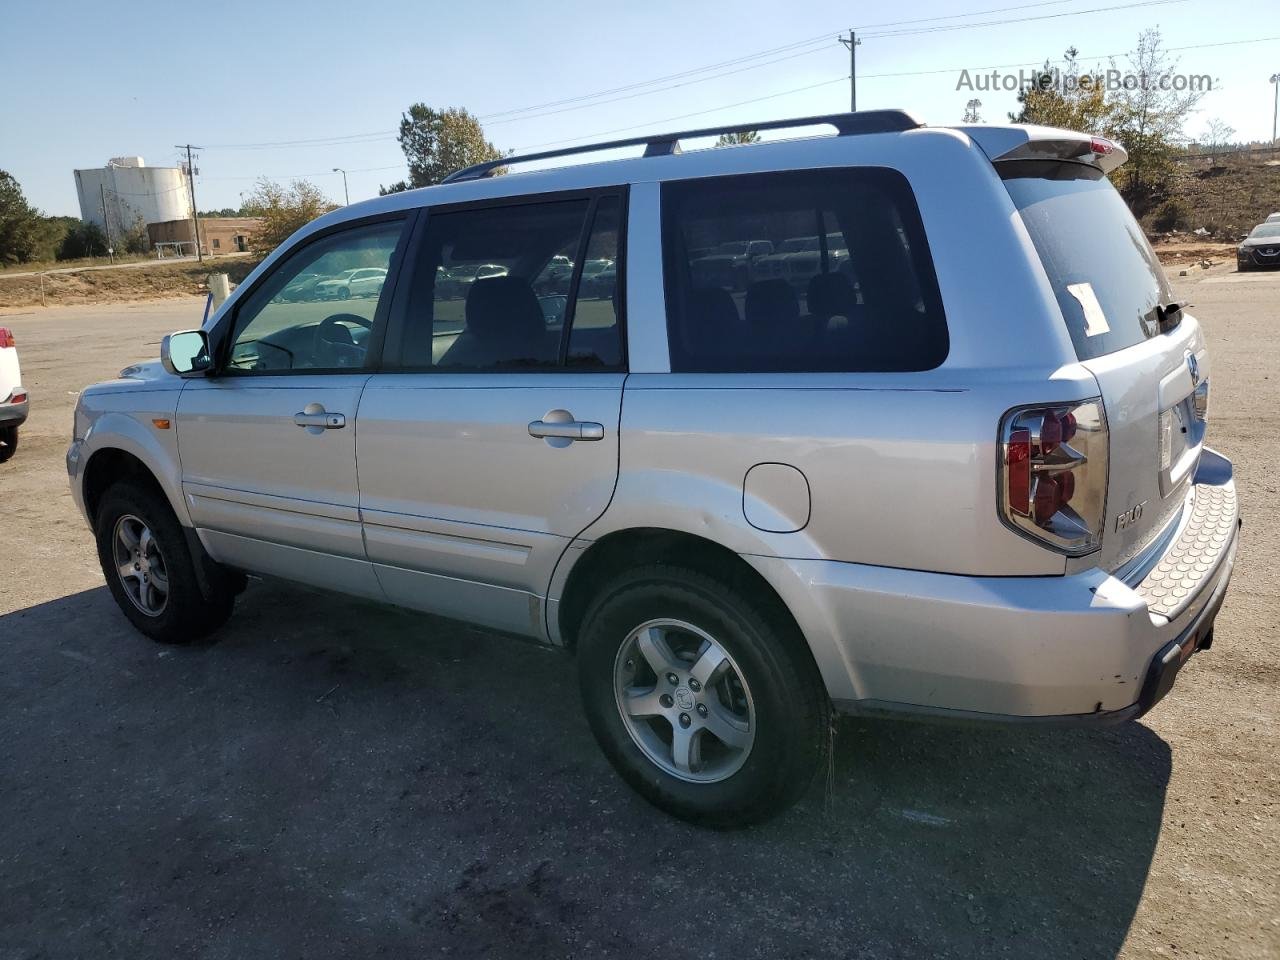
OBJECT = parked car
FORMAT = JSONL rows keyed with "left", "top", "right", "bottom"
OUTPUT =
{"left": 580, "top": 259, "right": 616, "bottom": 299}
{"left": 534, "top": 254, "right": 575, "bottom": 295}
{"left": 690, "top": 239, "right": 774, "bottom": 290}
{"left": 0, "top": 326, "right": 26, "bottom": 463}
{"left": 1237, "top": 221, "right": 1280, "bottom": 271}
{"left": 274, "top": 271, "right": 323, "bottom": 302}
{"left": 69, "top": 112, "right": 1239, "bottom": 827}
{"left": 314, "top": 267, "right": 387, "bottom": 300}
{"left": 436, "top": 262, "right": 508, "bottom": 300}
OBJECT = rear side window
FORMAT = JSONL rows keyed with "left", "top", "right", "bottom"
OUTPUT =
{"left": 662, "top": 168, "right": 947, "bottom": 373}
{"left": 1000, "top": 160, "right": 1171, "bottom": 361}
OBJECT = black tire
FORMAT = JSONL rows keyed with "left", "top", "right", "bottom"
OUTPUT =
{"left": 95, "top": 482, "right": 235, "bottom": 644}
{"left": 0, "top": 425, "right": 16, "bottom": 463}
{"left": 337, "top": 286, "right": 351, "bottom": 300}
{"left": 577, "top": 564, "right": 829, "bottom": 828}
{"left": 1237, "top": 261, "right": 1250, "bottom": 273}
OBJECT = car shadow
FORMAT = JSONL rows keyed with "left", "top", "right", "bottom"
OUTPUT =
{"left": 0, "top": 580, "right": 1169, "bottom": 960}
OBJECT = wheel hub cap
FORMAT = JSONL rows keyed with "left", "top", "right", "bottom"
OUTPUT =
{"left": 112, "top": 514, "right": 169, "bottom": 617}
{"left": 613, "top": 618, "right": 755, "bottom": 784}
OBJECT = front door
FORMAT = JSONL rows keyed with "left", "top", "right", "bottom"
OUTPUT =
{"left": 358, "top": 193, "right": 627, "bottom": 637}
{"left": 178, "top": 217, "right": 408, "bottom": 597}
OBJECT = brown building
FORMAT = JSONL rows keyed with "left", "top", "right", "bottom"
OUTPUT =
{"left": 148, "top": 217, "right": 262, "bottom": 255}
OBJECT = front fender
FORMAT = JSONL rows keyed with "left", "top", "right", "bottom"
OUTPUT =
{"left": 71, "top": 391, "right": 188, "bottom": 528}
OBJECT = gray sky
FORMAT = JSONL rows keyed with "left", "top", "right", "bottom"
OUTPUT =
{"left": 3, "top": 0, "right": 1277, "bottom": 215}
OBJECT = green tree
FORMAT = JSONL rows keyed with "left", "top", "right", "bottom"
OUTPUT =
{"left": 29, "top": 215, "right": 78, "bottom": 262}
{"left": 242, "top": 177, "right": 336, "bottom": 254}
{"left": 1009, "top": 47, "right": 1111, "bottom": 132}
{"left": 1106, "top": 28, "right": 1207, "bottom": 213}
{"left": 0, "top": 171, "right": 41, "bottom": 265}
{"left": 1011, "top": 30, "right": 1206, "bottom": 216}
{"left": 384, "top": 105, "right": 505, "bottom": 191}
{"left": 119, "top": 215, "right": 150, "bottom": 255}
{"left": 58, "top": 222, "right": 108, "bottom": 260}
{"left": 715, "top": 130, "right": 761, "bottom": 147}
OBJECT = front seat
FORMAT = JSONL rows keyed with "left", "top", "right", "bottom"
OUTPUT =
{"left": 440, "top": 276, "right": 554, "bottom": 368}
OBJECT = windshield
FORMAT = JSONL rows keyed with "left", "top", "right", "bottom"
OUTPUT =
{"left": 1248, "top": 223, "right": 1280, "bottom": 239}
{"left": 1000, "top": 160, "right": 1170, "bottom": 361}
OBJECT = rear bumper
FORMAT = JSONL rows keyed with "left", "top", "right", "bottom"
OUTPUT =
{"left": 0, "top": 395, "right": 28, "bottom": 428}
{"left": 748, "top": 449, "right": 1239, "bottom": 723}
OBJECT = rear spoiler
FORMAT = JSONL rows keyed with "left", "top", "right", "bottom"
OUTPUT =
{"left": 955, "top": 124, "right": 1128, "bottom": 174}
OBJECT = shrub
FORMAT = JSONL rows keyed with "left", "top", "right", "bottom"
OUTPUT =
{"left": 1151, "top": 198, "right": 1192, "bottom": 233}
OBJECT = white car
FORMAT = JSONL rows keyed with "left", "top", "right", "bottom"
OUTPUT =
{"left": 0, "top": 326, "right": 27, "bottom": 463}
{"left": 314, "top": 267, "right": 387, "bottom": 301}
{"left": 68, "top": 112, "right": 1239, "bottom": 826}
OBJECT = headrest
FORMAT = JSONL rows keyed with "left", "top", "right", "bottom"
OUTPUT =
{"left": 806, "top": 272, "right": 858, "bottom": 319}
{"left": 745, "top": 279, "right": 799, "bottom": 331}
{"left": 465, "top": 276, "right": 543, "bottom": 342}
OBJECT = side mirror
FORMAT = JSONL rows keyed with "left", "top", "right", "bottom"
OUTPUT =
{"left": 161, "top": 330, "right": 212, "bottom": 377}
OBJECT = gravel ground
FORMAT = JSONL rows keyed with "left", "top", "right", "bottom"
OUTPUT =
{"left": 0, "top": 279, "right": 1276, "bottom": 960}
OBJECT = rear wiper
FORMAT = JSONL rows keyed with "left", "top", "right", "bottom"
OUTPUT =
{"left": 1153, "top": 300, "right": 1191, "bottom": 333}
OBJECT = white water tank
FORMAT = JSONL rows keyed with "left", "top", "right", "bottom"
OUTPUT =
{"left": 74, "top": 158, "right": 191, "bottom": 239}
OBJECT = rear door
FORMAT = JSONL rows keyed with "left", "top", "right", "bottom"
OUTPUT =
{"left": 1000, "top": 161, "right": 1206, "bottom": 570}
{"left": 357, "top": 191, "right": 627, "bottom": 638}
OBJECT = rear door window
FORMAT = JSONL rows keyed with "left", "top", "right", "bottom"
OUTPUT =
{"left": 1000, "top": 160, "right": 1171, "bottom": 361}
{"left": 662, "top": 168, "right": 947, "bottom": 373}
{"left": 396, "top": 193, "right": 626, "bottom": 371}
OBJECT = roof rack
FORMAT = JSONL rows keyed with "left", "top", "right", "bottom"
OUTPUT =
{"left": 441, "top": 109, "right": 923, "bottom": 184}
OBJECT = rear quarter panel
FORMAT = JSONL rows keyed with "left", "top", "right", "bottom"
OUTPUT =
{"left": 580, "top": 127, "right": 1096, "bottom": 576}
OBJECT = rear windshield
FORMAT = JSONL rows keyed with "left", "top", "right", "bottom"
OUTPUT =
{"left": 1000, "top": 160, "right": 1171, "bottom": 361}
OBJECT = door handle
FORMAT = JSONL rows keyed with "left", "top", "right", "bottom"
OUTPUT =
{"left": 528, "top": 419, "right": 605, "bottom": 441}
{"left": 294, "top": 410, "right": 346, "bottom": 429}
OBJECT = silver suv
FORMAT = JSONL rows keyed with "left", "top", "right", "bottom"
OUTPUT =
{"left": 68, "top": 112, "right": 1240, "bottom": 826}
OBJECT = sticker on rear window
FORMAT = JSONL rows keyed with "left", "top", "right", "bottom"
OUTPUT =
{"left": 1066, "top": 282, "right": 1110, "bottom": 337}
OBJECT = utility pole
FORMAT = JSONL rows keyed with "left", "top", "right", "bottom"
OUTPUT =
{"left": 838, "top": 30, "right": 861, "bottom": 112}
{"left": 333, "top": 167, "right": 350, "bottom": 205}
{"left": 175, "top": 143, "right": 203, "bottom": 262}
{"left": 1271, "top": 73, "right": 1280, "bottom": 143}
{"left": 99, "top": 183, "right": 114, "bottom": 264}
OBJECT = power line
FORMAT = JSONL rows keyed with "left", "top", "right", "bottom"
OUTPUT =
{"left": 510, "top": 32, "right": 1280, "bottom": 154}
{"left": 859, "top": 0, "right": 1190, "bottom": 38}
{"left": 513, "top": 76, "right": 851, "bottom": 152}
{"left": 192, "top": 30, "right": 1280, "bottom": 186}
{"left": 199, "top": 0, "right": 1201, "bottom": 152}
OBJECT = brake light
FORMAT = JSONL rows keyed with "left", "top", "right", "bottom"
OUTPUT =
{"left": 8, "top": 391, "right": 26, "bottom": 404}
{"left": 0, "top": 328, "right": 14, "bottom": 348}
{"left": 1090, "top": 137, "right": 1115, "bottom": 157}
{"left": 999, "top": 400, "right": 1109, "bottom": 556}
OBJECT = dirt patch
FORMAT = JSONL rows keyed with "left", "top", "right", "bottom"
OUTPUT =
{"left": 1152, "top": 240, "right": 1237, "bottom": 268}
{"left": 0, "top": 257, "right": 262, "bottom": 310}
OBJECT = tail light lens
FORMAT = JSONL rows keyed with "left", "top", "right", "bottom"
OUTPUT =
{"left": 0, "top": 328, "right": 14, "bottom": 348}
{"left": 999, "top": 400, "right": 1108, "bottom": 556}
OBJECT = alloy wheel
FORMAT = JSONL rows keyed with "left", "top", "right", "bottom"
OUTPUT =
{"left": 112, "top": 514, "right": 169, "bottom": 617}
{"left": 613, "top": 618, "right": 755, "bottom": 783}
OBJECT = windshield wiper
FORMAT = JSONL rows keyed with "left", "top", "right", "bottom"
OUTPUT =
{"left": 1153, "top": 299, "right": 1191, "bottom": 333}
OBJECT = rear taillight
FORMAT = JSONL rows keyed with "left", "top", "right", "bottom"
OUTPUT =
{"left": 7, "top": 391, "right": 26, "bottom": 404}
{"left": 0, "top": 328, "right": 14, "bottom": 348}
{"left": 999, "top": 400, "right": 1108, "bottom": 556}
